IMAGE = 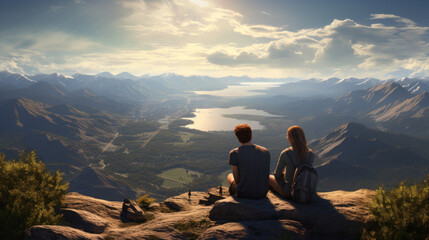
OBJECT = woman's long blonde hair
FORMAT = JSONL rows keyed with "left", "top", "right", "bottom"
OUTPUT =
{"left": 287, "top": 125, "right": 311, "bottom": 162}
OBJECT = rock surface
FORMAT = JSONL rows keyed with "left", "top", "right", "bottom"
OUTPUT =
{"left": 26, "top": 189, "right": 375, "bottom": 240}
{"left": 26, "top": 225, "right": 103, "bottom": 240}
{"left": 61, "top": 208, "right": 108, "bottom": 233}
{"left": 198, "top": 219, "right": 307, "bottom": 240}
{"left": 163, "top": 190, "right": 209, "bottom": 211}
{"left": 63, "top": 192, "right": 123, "bottom": 220}
{"left": 209, "top": 189, "right": 375, "bottom": 239}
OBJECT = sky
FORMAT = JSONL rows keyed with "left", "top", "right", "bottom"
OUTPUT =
{"left": 1, "top": 0, "right": 429, "bottom": 79}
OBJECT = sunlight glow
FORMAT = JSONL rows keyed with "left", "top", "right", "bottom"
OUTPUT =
{"left": 189, "top": 0, "right": 209, "bottom": 7}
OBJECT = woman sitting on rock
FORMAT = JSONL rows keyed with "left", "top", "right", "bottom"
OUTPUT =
{"left": 269, "top": 125, "right": 318, "bottom": 201}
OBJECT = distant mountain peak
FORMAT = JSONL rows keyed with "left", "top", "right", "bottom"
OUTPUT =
{"left": 396, "top": 79, "right": 429, "bottom": 95}
{"left": 33, "top": 72, "right": 72, "bottom": 79}
{"left": 335, "top": 77, "right": 356, "bottom": 84}
{"left": 326, "top": 122, "right": 370, "bottom": 139}
{"left": 96, "top": 72, "right": 116, "bottom": 78}
{"left": 71, "top": 73, "right": 91, "bottom": 78}
{"left": 116, "top": 72, "right": 137, "bottom": 80}
{"left": 340, "top": 122, "right": 368, "bottom": 131}
{"left": 324, "top": 77, "right": 341, "bottom": 83}
{"left": 364, "top": 81, "right": 410, "bottom": 104}
{"left": 0, "top": 71, "right": 36, "bottom": 85}
{"left": 159, "top": 72, "right": 179, "bottom": 77}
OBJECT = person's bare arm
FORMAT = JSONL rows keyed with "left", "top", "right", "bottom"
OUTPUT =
{"left": 274, "top": 151, "right": 287, "bottom": 181}
{"left": 231, "top": 165, "right": 240, "bottom": 183}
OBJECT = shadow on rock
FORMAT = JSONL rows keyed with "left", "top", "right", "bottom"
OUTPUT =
{"left": 209, "top": 189, "right": 375, "bottom": 239}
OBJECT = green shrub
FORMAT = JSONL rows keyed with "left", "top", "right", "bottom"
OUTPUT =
{"left": 362, "top": 175, "right": 429, "bottom": 240}
{"left": 0, "top": 151, "right": 69, "bottom": 240}
{"left": 136, "top": 194, "right": 156, "bottom": 211}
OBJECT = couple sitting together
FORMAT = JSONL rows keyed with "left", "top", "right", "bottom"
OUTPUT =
{"left": 227, "top": 123, "right": 318, "bottom": 203}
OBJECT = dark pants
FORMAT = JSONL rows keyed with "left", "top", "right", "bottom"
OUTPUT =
{"left": 229, "top": 181, "right": 237, "bottom": 195}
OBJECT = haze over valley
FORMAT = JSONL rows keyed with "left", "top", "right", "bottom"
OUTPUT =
{"left": 1, "top": 0, "right": 429, "bottom": 201}
{"left": 1, "top": 70, "right": 428, "bottom": 200}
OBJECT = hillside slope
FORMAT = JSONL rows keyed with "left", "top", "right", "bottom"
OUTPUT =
{"left": 310, "top": 122, "right": 429, "bottom": 190}
{"left": 69, "top": 167, "right": 136, "bottom": 201}
{"left": 333, "top": 82, "right": 429, "bottom": 137}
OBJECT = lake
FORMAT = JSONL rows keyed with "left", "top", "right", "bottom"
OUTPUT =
{"left": 193, "top": 82, "right": 282, "bottom": 97}
{"left": 183, "top": 106, "right": 280, "bottom": 131}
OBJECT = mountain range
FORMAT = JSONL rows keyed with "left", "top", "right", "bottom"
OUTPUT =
{"left": 0, "top": 96, "right": 121, "bottom": 178}
{"left": 332, "top": 82, "right": 429, "bottom": 137}
{"left": 310, "top": 122, "right": 429, "bottom": 190}
{"left": 1, "top": 70, "right": 429, "bottom": 199}
{"left": 264, "top": 77, "right": 383, "bottom": 98}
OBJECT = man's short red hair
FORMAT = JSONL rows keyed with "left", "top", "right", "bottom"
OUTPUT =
{"left": 234, "top": 124, "right": 252, "bottom": 143}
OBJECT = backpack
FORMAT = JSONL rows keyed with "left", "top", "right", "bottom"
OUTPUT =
{"left": 287, "top": 150, "right": 318, "bottom": 203}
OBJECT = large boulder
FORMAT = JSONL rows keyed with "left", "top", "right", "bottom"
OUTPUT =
{"left": 120, "top": 199, "right": 146, "bottom": 222}
{"left": 209, "top": 189, "right": 375, "bottom": 239}
{"left": 26, "top": 225, "right": 103, "bottom": 240}
{"left": 61, "top": 208, "right": 108, "bottom": 233}
{"left": 198, "top": 219, "right": 306, "bottom": 240}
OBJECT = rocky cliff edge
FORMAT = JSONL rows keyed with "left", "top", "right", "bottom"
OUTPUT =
{"left": 26, "top": 188, "right": 375, "bottom": 240}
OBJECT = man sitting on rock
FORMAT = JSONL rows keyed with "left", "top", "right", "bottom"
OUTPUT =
{"left": 227, "top": 124, "right": 271, "bottom": 199}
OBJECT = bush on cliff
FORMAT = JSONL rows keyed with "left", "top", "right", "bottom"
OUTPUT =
{"left": 362, "top": 175, "right": 429, "bottom": 240}
{"left": 0, "top": 151, "right": 69, "bottom": 240}
{"left": 136, "top": 194, "right": 156, "bottom": 211}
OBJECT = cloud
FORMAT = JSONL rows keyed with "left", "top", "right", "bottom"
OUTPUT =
{"left": 119, "top": 0, "right": 285, "bottom": 41}
{"left": 207, "top": 51, "right": 261, "bottom": 66}
{"left": 370, "top": 14, "right": 416, "bottom": 26}
{"left": 1, "top": 32, "right": 100, "bottom": 52}
{"left": 207, "top": 15, "right": 429, "bottom": 78}
{"left": 1, "top": 0, "right": 429, "bottom": 79}
{"left": 120, "top": 0, "right": 240, "bottom": 37}
{"left": 230, "top": 21, "right": 289, "bottom": 39}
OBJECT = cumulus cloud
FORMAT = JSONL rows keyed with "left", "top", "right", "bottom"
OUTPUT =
{"left": 1, "top": 0, "right": 429, "bottom": 79}
{"left": 207, "top": 51, "right": 261, "bottom": 66}
{"left": 120, "top": 0, "right": 241, "bottom": 38}
{"left": 120, "top": 0, "right": 287, "bottom": 42}
{"left": 207, "top": 15, "right": 429, "bottom": 78}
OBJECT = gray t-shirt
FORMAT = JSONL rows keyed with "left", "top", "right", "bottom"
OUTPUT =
{"left": 229, "top": 144, "right": 270, "bottom": 199}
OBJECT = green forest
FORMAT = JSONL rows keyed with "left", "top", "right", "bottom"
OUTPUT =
{"left": 102, "top": 116, "right": 289, "bottom": 199}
